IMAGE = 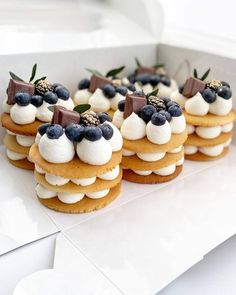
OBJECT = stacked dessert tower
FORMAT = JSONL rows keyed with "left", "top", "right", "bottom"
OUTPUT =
{"left": 74, "top": 66, "right": 136, "bottom": 117}
{"left": 170, "top": 70, "right": 236, "bottom": 160}
{"left": 29, "top": 106, "right": 123, "bottom": 213}
{"left": 112, "top": 91, "right": 187, "bottom": 183}
{"left": 1, "top": 65, "right": 74, "bottom": 170}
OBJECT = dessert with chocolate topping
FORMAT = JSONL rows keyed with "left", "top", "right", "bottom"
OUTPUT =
{"left": 1, "top": 65, "right": 74, "bottom": 170}
{"left": 170, "top": 69, "right": 236, "bottom": 161}
{"left": 29, "top": 106, "right": 123, "bottom": 213}
{"left": 112, "top": 90, "right": 187, "bottom": 184}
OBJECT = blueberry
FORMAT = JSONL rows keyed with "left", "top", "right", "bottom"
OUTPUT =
{"left": 133, "top": 90, "right": 144, "bottom": 96}
{"left": 168, "top": 105, "right": 182, "bottom": 117}
{"left": 150, "top": 75, "right": 161, "bottom": 87}
{"left": 14, "top": 92, "right": 31, "bottom": 106}
{"left": 54, "top": 86, "right": 70, "bottom": 100}
{"left": 78, "top": 78, "right": 90, "bottom": 90}
{"left": 118, "top": 100, "right": 125, "bottom": 112}
{"left": 160, "top": 76, "right": 171, "bottom": 87}
{"left": 44, "top": 91, "right": 58, "bottom": 104}
{"left": 102, "top": 84, "right": 116, "bottom": 99}
{"left": 221, "top": 81, "right": 230, "bottom": 88}
{"left": 179, "top": 85, "right": 184, "bottom": 94}
{"left": 31, "top": 95, "right": 43, "bottom": 107}
{"left": 84, "top": 126, "right": 102, "bottom": 141}
{"left": 140, "top": 105, "right": 156, "bottom": 123}
{"left": 127, "top": 84, "right": 136, "bottom": 92}
{"left": 99, "top": 123, "right": 114, "bottom": 140}
{"left": 128, "top": 73, "right": 136, "bottom": 84}
{"left": 97, "top": 112, "right": 112, "bottom": 123}
{"left": 116, "top": 86, "right": 128, "bottom": 96}
{"left": 136, "top": 74, "right": 150, "bottom": 85}
{"left": 217, "top": 86, "right": 232, "bottom": 100}
{"left": 65, "top": 124, "right": 84, "bottom": 142}
{"left": 38, "top": 123, "right": 51, "bottom": 135}
{"left": 151, "top": 113, "right": 166, "bottom": 126}
{"left": 202, "top": 88, "right": 216, "bottom": 103}
{"left": 159, "top": 110, "right": 172, "bottom": 122}
{"left": 46, "top": 124, "right": 64, "bottom": 139}
{"left": 52, "top": 83, "right": 62, "bottom": 89}
{"left": 161, "top": 97, "right": 171, "bottom": 105}
{"left": 166, "top": 100, "right": 178, "bottom": 108}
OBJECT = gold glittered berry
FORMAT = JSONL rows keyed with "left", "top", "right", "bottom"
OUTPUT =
{"left": 35, "top": 79, "right": 53, "bottom": 95}
{"left": 206, "top": 79, "right": 222, "bottom": 90}
{"left": 148, "top": 96, "right": 166, "bottom": 111}
{"left": 81, "top": 112, "right": 100, "bottom": 126}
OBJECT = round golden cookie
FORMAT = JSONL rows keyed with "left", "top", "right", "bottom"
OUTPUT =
{"left": 30, "top": 144, "right": 122, "bottom": 178}
{"left": 7, "top": 157, "right": 34, "bottom": 170}
{"left": 185, "top": 132, "right": 232, "bottom": 147}
{"left": 123, "top": 130, "right": 187, "bottom": 153}
{"left": 123, "top": 166, "right": 183, "bottom": 184}
{"left": 107, "top": 109, "right": 115, "bottom": 118}
{"left": 185, "top": 147, "right": 229, "bottom": 161}
{"left": 122, "top": 149, "right": 184, "bottom": 170}
{"left": 37, "top": 182, "right": 121, "bottom": 213}
{"left": 35, "top": 168, "right": 122, "bottom": 193}
{"left": 4, "top": 134, "right": 31, "bottom": 154}
{"left": 1, "top": 113, "right": 42, "bottom": 136}
{"left": 183, "top": 110, "right": 236, "bottom": 127}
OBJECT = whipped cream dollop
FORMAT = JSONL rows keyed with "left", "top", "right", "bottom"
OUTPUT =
{"left": 136, "top": 151, "right": 166, "bottom": 162}
{"left": 98, "top": 165, "right": 119, "bottom": 180}
{"left": 170, "top": 89, "right": 187, "bottom": 108}
{"left": 146, "top": 121, "right": 171, "bottom": 144}
{"left": 58, "top": 192, "right": 85, "bottom": 204}
{"left": 112, "top": 110, "right": 124, "bottom": 129}
{"left": 71, "top": 177, "right": 96, "bottom": 186}
{"left": 133, "top": 162, "right": 178, "bottom": 176}
{"left": 39, "top": 133, "right": 75, "bottom": 163}
{"left": 121, "top": 112, "right": 146, "bottom": 140}
{"left": 110, "top": 93, "right": 124, "bottom": 111}
{"left": 16, "top": 135, "right": 35, "bottom": 147}
{"left": 86, "top": 188, "right": 110, "bottom": 199}
{"left": 199, "top": 144, "right": 224, "bottom": 157}
{"left": 209, "top": 96, "right": 232, "bottom": 116}
{"left": 184, "top": 145, "right": 198, "bottom": 155}
{"left": 2, "top": 98, "right": 12, "bottom": 113}
{"left": 35, "top": 164, "right": 45, "bottom": 174}
{"left": 6, "top": 129, "right": 15, "bottom": 135}
{"left": 35, "top": 132, "right": 42, "bottom": 145}
{"left": 185, "top": 92, "right": 209, "bottom": 116}
{"left": 10, "top": 104, "right": 37, "bottom": 124}
{"left": 122, "top": 148, "right": 135, "bottom": 156}
{"left": 186, "top": 124, "right": 195, "bottom": 134}
{"left": 222, "top": 122, "right": 233, "bottom": 133}
{"left": 169, "top": 115, "right": 186, "bottom": 134}
{"left": 106, "top": 122, "right": 122, "bottom": 151}
{"left": 88, "top": 88, "right": 110, "bottom": 112}
{"left": 195, "top": 126, "right": 221, "bottom": 139}
{"left": 45, "top": 173, "right": 70, "bottom": 186}
{"left": 168, "top": 145, "right": 182, "bottom": 153}
{"left": 74, "top": 89, "right": 92, "bottom": 105}
{"left": 36, "top": 184, "right": 56, "bottom": 199}
{"left": 36, "top": 101, "right": 53, "bottom": 122}
{"left": 57, "top": 98, "right": 74, "bottom": 110}
{"left": 6, "top": 149, "right": 27, "bottom": 160}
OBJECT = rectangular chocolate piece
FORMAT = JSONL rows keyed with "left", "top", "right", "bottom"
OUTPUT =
{"left": 7, "top": 79, "right": 35, "bottom": 105}
{"left": 182, "top": 77, "right": 206, "bottom": 98}
{"left": 88, "top": 74, "right": 112, "bottom": 93}
{"left": 136, "top": 66, "right": 156, "bottom": 75}
{"left": 51, "top": 106, "right": 80, "bottom": 128}
{"left": 124, "top": 94, "right": 147, "bottom": 119}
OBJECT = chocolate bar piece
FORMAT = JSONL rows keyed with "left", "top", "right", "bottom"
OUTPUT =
{"left": 136, "top": 66, "right": 156, "bottom": 75}
{"left": 7, "top": 79, "right": 35, "bottom": 105}
{"left": 88, "top": 74, "right": 112, "bottom": 93}
{"left": 51, "top": 106, "right": 80, "bottom": 128}
{"left": 182, "top": 77, "right": 206, "bottom": 98}
{"left": 124, "top": 94, "right": 147, "bottom": 118}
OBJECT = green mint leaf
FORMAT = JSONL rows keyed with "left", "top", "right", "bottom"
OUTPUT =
{"left": 106, "top": 66, "right": 125, "bottom": 78}
{"left": 85, "top": 68, "right": 103, "bottom": 76}
{"left": 34, "top": 76, "right": 47, "bottom": 85}
{"left": 9, "top": 72, "right": 24, "bottom": 82}
{"left": 147, "top": 88, "right": 159, "bottom": 98}
{"left": 73, "top": 104, "right": 91, "bottom": 114}
{"left": 152, "top": 63, "right": 165, "bottom": 69}
{"left": 201, "top": 68, "right": 211, "bottom": 81}
{"left": 193, "top": 69, "right": 198, "bottom": 78}
{"left": 29, "top": 64, "right": 37, "bottom": 82}
{"left": 48, "top": 105, "right": 55, "bottom": 112}
{"left": 135, "top": 57, "right": 142, "bottom": 67}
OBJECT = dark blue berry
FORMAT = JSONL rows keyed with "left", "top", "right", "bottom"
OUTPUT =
{"left": 168, "top": 105, "right": 182, "bottom": 117}
{"left": 221, "top": 81, "right": 230, "bottom": 88}
{"left": 118, "top": 100, "right": 125, "bottom": 112}
{"left": 84, "top": 126, "right": 102, "bottom": 142}
{"left": 52, "top": 83, "right": 62, "bottom": 89}
{"left": 140, "top": 105, "right": 156, "bottom": 123}
{"left": 150, "top": 75, "right": 161, "bottom": 87}
{"left": 65, "top": 124, "right": 84, "bottom": 142}
{"left": 161, "top": 97, "right": 171, "bottom": 105}
{"left": 38, "top": 123, "right": 51, "bottom": 136}
{"left": 128, "top": 73, "right": 136, "bottom": 84}
{"left": 217, "top": 86, "right": 232, "bottom": 100}
{"left": 136, "top": 74, "right": 150, "bottom": 85}
{"left": 160, "top": 76, "right": 171, "bottom": 87}
{"left": 99, "top": 123, "right": 113, "bottom": 140}
{"left": 116, "top": 86, "right": 128, "bottom": 96}
{"left": 179, "top": 85, "right": 184, "bottom": 94}
{"left": 31, "top": 95, "right": 43, "bottom": 107}
{"left": 97, "top": 112, "right": 111, "bottom": 123}
{"left": 133, "top": 90, "right": 144, "bottom": 96}
{"left": 78, "top": 79, "right": 90, "bottom": 90}
{"left": 102, "top": 84, "right": 116, "bottom": 99}
{"left": 14, "top": 92, "right": 31, "bottom": 106}
{"left": 44, "top": 91, "right": 58, "bottom": 104}
{"left": 202, "top": 88, "right": 216, "bottom": 103}
{"left": 54, "top": 86, "right": 70, "bottom": 100}
{"left": 159, "top": 110, "right": 172, "bottom": 122}
{"left": 166, "top": 100, "right": 178, "bottom": 108}
{"left": 151, "top": 113, "right": 166, "bottom": 126}
{"left": 46, "top": 124, "right": 64, "bottom": 139}
{"left": 127, "top": 84, "right": 136, "bottom": 92}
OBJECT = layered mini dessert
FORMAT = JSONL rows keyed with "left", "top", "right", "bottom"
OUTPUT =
{"left": 74, "top": 67, "right": 136, "bottom": 117}
{"left": 127, "top": 58, "right": 178, "bottom": 97}
{"left": 170, "top": 69, "right": 236, "bottom": 160}
{"left": 112, "top": 90, "right": 187, "bottom": 183}
{"left": 29, "top": 106, "right": 122, "bottom": 213}
{"left": 1, "top": 65, "right": 74, "bottom": 169}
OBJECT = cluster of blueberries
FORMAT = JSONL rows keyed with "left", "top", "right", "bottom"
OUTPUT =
{"left": 118, "top": 91, "right": 182, "bottom": 127}
{"left": 78, "top": 78, "right": 136, "bottom": 99}
{"left": 128, "top": 73, "right": 171, "bottom": 87}
{"left": 38, "top": 112, "right": 113, "bottom": 142}
{"left": 13, "top": 84, "right": 70, "bottom": 107}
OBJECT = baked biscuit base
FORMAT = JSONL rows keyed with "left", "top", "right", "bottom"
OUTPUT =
{"left": 35, "top": 169, "right": 122, "bottom": 193}
{"left": 123, "top": 130, "right": 187, "bottom": 153}
{"left": 4, "top": 134, "right": 30, "bottom": 154}
{"left": 122, "top": 149, "right": 184, "bottom": 170}
{"left": 29, "top": 144, "right": 122, "bottom": 178}
{"left": 38, "top": 182, "right": 121, "bottom": 213}
{"left": 8, "top": 157, "right": 34, "bottom": 170}
{"left": 107, "top": 109, "right": 115, "bottom": 118}
{"left": 183, "top": 110, "right": 236, "bottom": 127}
{"left": 1, "top": 113, "right": 42, "bottom": 136}
{"left": 186, "top": 132, "right": 232, "bottom": 147}
{"left": 185, "top": 147, "right": 229, "bottom": 161}
{"left": 123, "top": 166, "right": 183, "bottom": 184}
